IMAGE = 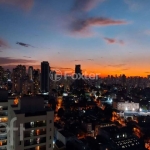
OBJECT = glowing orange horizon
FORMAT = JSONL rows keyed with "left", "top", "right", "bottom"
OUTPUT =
{"left": 5, "top": 62, "right": 149, "bottom": 78}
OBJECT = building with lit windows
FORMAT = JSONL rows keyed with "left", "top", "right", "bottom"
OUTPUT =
{"left": 12, "top": 65, "right": 26, "bottom": 93}
{"left": 33, "top": 70, "right": 40, "bottom": 95}
{"left": 113, "top": 100, "right": 139, "bottom": 112}
{"left": 8, "top": 96, "right": 54, "bottom": 150}
{"left": 0, "top": 89, "right": 20, "bottom": 150}
{"left": 0, "top": 66, "right": 4, "bottom": 85}
{"left": 0, "top": 89, "right": 54, "bottom": 150}
{"left": 22, "top": 79, "right": 34, "bottom": 95}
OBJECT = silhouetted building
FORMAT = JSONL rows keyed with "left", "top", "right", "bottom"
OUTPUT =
{"left": 0, "top": 66, "right": 4, "bottom": 84}
{"left": 33, "top": 69, "right": 40, "bottom": 94}
{"left": 75, "top": 65, "right": 82, "bottom": 75}
{"left": 41, "top": 61, "right": 50, "bottom": 93}
{"left": 74, "top": 65, "right": 83, "bottom": 88}
{"left": 12, "top": 65, "right": 26, "bottom": 93}
{"left": 122, "top": 74, "right": 126, "bottom": 86}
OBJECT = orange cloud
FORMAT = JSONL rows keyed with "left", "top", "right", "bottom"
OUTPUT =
{"left": 71, "top": 17, "right": 127, "bottom": 33}
{"left": 0, "top": 0, "right": 34, "bottom": 10}
{"left": 0, "top": 57, "right": 37, "bottom": 65}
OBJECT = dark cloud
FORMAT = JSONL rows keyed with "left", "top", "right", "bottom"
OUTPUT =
{"left": 0, "top": 0, "right": 34, "bottom": 11}
{"left": 72, "top": 0, "right": 105, "bottom": 12}
{"left": 16, "top": 42, "right": 34, "bottom": 48}
{"left": 87, "top": 59, "right": 94, "bottom": 61}
{"left": 145, "top": 72, "right": 150, "bottom": 74}
{"left": 71, "top": 17, "right": 127, "bottom": 33}
{"left": 51, "top": 67, "right": 74, "bottom": 70}
{"left": 72, "top": 59, "right": 83, "bottom": 62}
{"left": 104, "top": 37, "right": 116, "bottom": 44}
{"left": 104, "top": 37, "right": 125, "bottom": 45}
{"left": 72, "top": 59, "right": 94, "bottom": 61}
{"left": 121, "top": 68, "right": 129, "bottom": 71}
{"left": 2, "top": 64, "right": 40, "bottom": 71}
{"left": 108, "top": 64, "right": 126, "bottom": 67}
{"left": 69, "top": 0, "right": 127, "bottom": 36}
{"left": 23, "top": 56, "right": 31, "bottom": 58}
{"left": 0, "top": 57, "right": 37, "bottom": 65}
{"left": 0, "top": 50, "right": 2, "bottom": 52}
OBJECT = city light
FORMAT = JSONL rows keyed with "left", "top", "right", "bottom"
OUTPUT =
{"left": 0, "top": 1, "right": 150, "bottom": 150}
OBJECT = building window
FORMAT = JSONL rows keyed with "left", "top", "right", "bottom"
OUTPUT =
{"left": 50, "top": 128, "right": 51, "bottom": 131}
{"left": 49, "top": 144, "right": 51, "bottom": 148}
{"left": 49, "top": 120, "right": 52, "bottom": 123}
{"left": 50, "top": 136, "right": 51, "bottom": 139}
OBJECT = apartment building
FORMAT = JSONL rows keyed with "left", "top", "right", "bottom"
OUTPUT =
{"left": 0, "top": 89, "right": 20, "bottom": 150}
{"left": 0, "top": 89, "right": 54, "bottom": 150}
{"left": 113, "top": 100, "right": 139, "bottom": 111}
{"left": 8, "top": 96, "right": 54, "bottom": 150}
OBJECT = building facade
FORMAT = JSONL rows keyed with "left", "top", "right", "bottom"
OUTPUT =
{"left": 7, "top": 96, "right": 54, "bottom": 150}
{"left": 113, "top": 101, "right": 139, "bottom": 111}
{"left": 41, "top": 62, "right": 50, "bottom": 93}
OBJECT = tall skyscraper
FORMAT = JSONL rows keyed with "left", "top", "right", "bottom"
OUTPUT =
{"left": 41, "top": 61, "right": 50, "bottom": 93}
{"left": 121, "top": 74, "right": 126, "bottom": 86}
{"left": 28, "top": 66, "right": 33, "bottom": 81}
{"left": 33, "top": 69, "right": 40, "bottom": 94}
{"left": 0, "top": 66, "right": 4, "bottom": 84}
{"left": 74, "top": 64, "right": 83, "bottom": 88}
{"left": 12, "top": 65, "right": 26, "bottom": 93}
{"left": 75, "top": 65, "right": 82, "bottom": 74}
{"left": 4, "top": 69, "right": 11, "bottom": 81}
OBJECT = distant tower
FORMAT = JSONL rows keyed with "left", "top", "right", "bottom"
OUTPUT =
{"left": 41, "top": 61, "right": 50, "bottom": 93}
{"left": 122, "top": 74, "right": 126, "bottom": 86}
{"left": 33, "top": 69, "right": 40, "bottom": 94}
{"left": 74, "top": 64, "right": 83, "bottom": 88}
{"left": 12, "top": 65, "right": 26, "bottom": 93}
{"left": 75, "top": 65, "right": 82, "bottom": 74}
{"left": 0, "top": 66, "right": 4, "bottom": 84}
{"left": 28, "top": 66, "right": 33, "bottom": 80}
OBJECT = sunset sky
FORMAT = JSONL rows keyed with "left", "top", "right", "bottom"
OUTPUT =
{"left": 0, "top": 0, "right": 150, "bottom": 77}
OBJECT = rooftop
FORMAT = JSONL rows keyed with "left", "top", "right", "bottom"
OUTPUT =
{"left": 14, "top": 108, "right": 52, "bottom": 117}
{"left": 59, "top": 130, "right": 75, "bottom": 138}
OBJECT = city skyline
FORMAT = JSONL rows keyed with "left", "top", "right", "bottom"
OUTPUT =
{"left": 0, "top": 0, "right": 150, "bottom": 77}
